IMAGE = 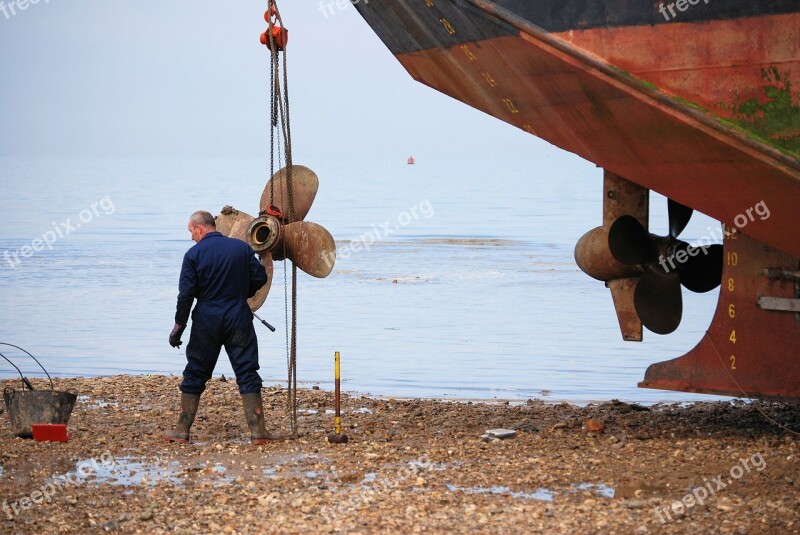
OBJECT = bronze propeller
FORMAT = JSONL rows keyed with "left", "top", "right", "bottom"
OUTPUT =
{"left": 214, "top": 165, "right": 336, "bottom": 313}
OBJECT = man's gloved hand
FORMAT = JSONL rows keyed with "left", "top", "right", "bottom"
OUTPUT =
{"left": 169, "top": 323, "right": 186, "bottom": 348}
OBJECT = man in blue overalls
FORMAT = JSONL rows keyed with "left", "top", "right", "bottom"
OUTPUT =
{"left": 164, "top": 210, "right": 272, "bottom": 444}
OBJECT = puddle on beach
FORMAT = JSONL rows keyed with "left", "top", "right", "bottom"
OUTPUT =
{"left": 576, "top": 482, "right": 615, "bottom": 498}
{"left": 67, "top": 457, "right": 183, "bottom": 486}
{"left": 446, "top": 482, "right": 615, "bottom": 503}
{"left": 66, "top": 457, "right": 247, "bottom": 487}
{"left": 77, "top": 395, "right": 118, "bottom": 409}
{"left": 253, "top": 453, "right": 333, "bottom": 481}
{"left": 447, "top": 483, "right": 555, "bottom": 501}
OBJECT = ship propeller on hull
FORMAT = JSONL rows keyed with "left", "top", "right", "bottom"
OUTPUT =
{"left": 214, "top": 165, "right": 336, "bottom": 313}
{"left": 608, "top": 200, "right": 723, "bottom": 334}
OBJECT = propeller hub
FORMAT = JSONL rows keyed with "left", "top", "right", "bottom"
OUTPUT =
{"left": 575, "top": 226, "right": 641, "bottom": 281}
{"left": 247, "top": 215, "right": 283, "bottom": 254}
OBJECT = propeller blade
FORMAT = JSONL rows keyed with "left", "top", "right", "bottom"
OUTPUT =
{"left": 634, "top": 270, "right": 683, "bottom": 335}
{"left": 668, "top": 199, "right": 693, "bottom": 238}
{"left": 217, "top": 207, "right": 274, "bottom": 311}
{"left": 282, "top": 221, "right": 336, "bottom": 278}
{"left": 260, "top": 165, "right": 319, "bottom": 222}
{"left": 216, "top": 206, "right": 255, "bottom": 240}
{"left": 248, "top": 254, "right": 274, "bottom": 312}
{"left": 608, "top": 215, "right": 657, "bottom": 266}
{"left": 677, "top": 244, "right": 723, "bottom": 293}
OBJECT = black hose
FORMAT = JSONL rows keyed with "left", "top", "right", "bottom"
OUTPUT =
{"left": 0, "top": 343, "right": 53, "bottom": 390}
{"left": 0, "top": 352, "right": 34, "bottom": 390}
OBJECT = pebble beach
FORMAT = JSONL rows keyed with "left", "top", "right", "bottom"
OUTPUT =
{"left": 0, "top": 375, "right": 798, "bottom": 534}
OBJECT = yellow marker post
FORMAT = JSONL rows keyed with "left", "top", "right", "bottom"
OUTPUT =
{"left": 334, "top": 351, "right": 341, "bottom": 435}
{"left": 327, "top": 351, "right": 348, "bottom": 443}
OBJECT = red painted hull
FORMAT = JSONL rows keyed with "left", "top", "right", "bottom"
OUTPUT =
{"left": 354, "top": 0, "right": 800, "bottom": 399}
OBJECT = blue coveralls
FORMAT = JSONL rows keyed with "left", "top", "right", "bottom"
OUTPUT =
{"left": 175, "top": 232, "right": 268, "bottom": 395}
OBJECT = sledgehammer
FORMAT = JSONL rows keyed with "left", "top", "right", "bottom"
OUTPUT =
{"left": 327, "top": 351, "right": 348, "bottom": 444}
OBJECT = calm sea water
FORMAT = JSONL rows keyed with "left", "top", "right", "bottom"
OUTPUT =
{"left": 0, "top": 156, "right": 726, "bottom": 403}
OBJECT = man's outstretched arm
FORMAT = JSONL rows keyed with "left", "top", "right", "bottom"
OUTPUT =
{"left": 170, "top": 253, "right": 197, "bottom": 348}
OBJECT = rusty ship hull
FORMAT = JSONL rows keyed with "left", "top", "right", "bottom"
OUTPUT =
{"left": 353, "top": 0, "right": 800, "bottom": 400}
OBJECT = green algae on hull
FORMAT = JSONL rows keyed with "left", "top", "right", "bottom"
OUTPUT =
{"left": 732, "top": 66, "right": 800, "bottom": 157}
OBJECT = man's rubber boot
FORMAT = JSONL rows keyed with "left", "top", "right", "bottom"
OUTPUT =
{"left": 163, "top": 393, "right": 200, "bottom": 443}
{"left": 242, "top": 392, "right": 280, "bottom": 445}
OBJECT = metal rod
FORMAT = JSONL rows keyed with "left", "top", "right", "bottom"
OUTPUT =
{"left": 252, "top": 312, "right": 276, "bottom": 332}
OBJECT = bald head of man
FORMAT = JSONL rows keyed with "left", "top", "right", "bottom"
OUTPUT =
{"left": 188, "top": 211, "right": 216, "bottom": 243}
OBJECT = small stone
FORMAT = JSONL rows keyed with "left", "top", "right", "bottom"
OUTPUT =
{"left": 484, "top": 429, "right": 516, "bottom": 439}
{"left": 623, "top": 500, "right": 647, "bottom": 509}
{"left": 139, "top": 511, "right": 153, "bottom": 521}
{"left": 584, "top": 419, "right": 605, "bottom": 433}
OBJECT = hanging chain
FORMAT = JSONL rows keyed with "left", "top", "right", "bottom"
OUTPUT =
{"left": 265, "top": 0, "right": 298, "bottom": 435}
{"left": 269, "top": 45, "right": 275, "bottom": 182}
{"left": 281, "top": 32, "right": 299, "bottom": 437}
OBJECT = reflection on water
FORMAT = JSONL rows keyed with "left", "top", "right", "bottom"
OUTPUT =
{"left": 445, "top": 482, "right": 615, "bottom": 502}
{"left": 0, "top": 157, "right": 724, "bottom": 404}
{"left": 71, "top": 457, "right": 183, "bottom": 486}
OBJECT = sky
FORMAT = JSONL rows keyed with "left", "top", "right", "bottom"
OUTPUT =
{"left": 0, "top": 0, "right": 568, "bottom": 163}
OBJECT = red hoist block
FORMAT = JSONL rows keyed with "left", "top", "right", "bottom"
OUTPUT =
{"left": 260, "top": 8, "right": 288, "bottom": 51}
{"left": 260, "top": 25, "right": 288, "bottom": 50}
